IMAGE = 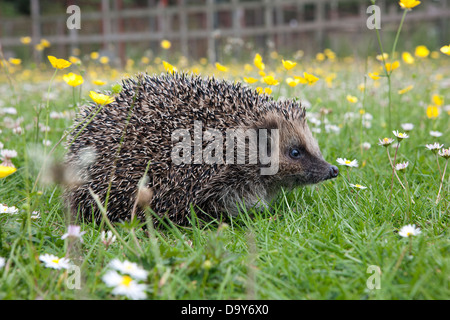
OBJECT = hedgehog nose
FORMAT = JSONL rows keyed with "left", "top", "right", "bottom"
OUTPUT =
{"left": 329, "top": 165, "right": 339, "bottom": 178}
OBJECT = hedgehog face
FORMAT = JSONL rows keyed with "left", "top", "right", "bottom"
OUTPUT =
{"left": 259, "top": 112, "right": 338, "bottom": 189}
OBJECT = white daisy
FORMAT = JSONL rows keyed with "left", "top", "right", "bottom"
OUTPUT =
{"left": 109, "top": 259, "right": 148, "bottom": 280}
{"left": 102, "top": 270, "right": 147, "bottom": 300}
{"left": 362, "top": 142, "right": 371, "bottom": 150}
{"left": 430, "top": 131, "right": 443, "bottom": 137}
{"left": 438, "top": 148, "right": 450, "bottom": 159}
{"left": 1, "top": 149, "right": 17, "bottom": 160}
{"left": 349, "top": 183, "right": 367, "bottom": 189}
{"left": 401, "top": 123, "right": 414, "bottom": 131}
{"left": 0, "top": 257, "right": 5, "bottom": 269}
{"left": 378, "top": 137, "right": 394, "bottom": 147}
{"left": 393, "top": 130, "right": 409, "bottom": 140}
{"left": 395, "top": 161, "right": 409, "bottom": 171}
{"left": 61, "top": 225, "right": 86, "bottom": 242}
{"left": 425, "top": 143, "right": 444, "bottom": 153}
{"left": 398, "top": 224, "right": 421, "bottom": 237}
{"left": 0, "top": 204, "right": 19, "bottom": 214}
{"left": 100, "top": 230, "right": 116, "bottom": 247}
{"left": 39, "top": 253, "right": 71, "bottom": 270}
{"left": 336, "top": 158, "right": 358, "bottom": 167}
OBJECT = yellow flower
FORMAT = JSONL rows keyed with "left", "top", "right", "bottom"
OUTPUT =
{"left": 254, "top": 53, "right": 265, "bottom": 71}
{"left": 346, "top": 95, "right": 358, "bottom": 103}
{"left": 162, "top": 60, "right": 177, "bottom": 74}
{"left": 385, "top": 61, "right": 400, "bottom": 73}
{"left": 295, "top": 72, "right": 319, "bottom": 86}
{"left": 244, "top": 64, "right": 253, "bottom": 72}
{"left": 402, "top": 52, "right": 415, "bottom": 64}
{"left": 262, "top": 75, "right": 279, "bottom": 86}
{"left": 0, "top": 165, "right": 17, "bottom": 178}
{"left": 215, "top": 62, "right": 229, "bottom": 72}
{"left": 90, "top": 51, "right": 99, "bottom": 60}
{"left": 432, "top": 94, "right": 444, "bottom": 106}
{"left": 48, "top": 55, "right": 72, "bottom": 69}
{"left": 63, "top": 72, "right": 84, "bottom": 87}
{"left": 35, "top": 44, "right": 44, "bottom": 51}
{"left": 141, "top": 56, "right": 150, "bottom": 64}
{"left": 99, "top": 56, "right": 109, "bottom": 64}
{"left": 92, "top": 79, "right": 106, "bottom": 86}
{"left": 398, "top": 85, "right": 413, "bottom": 95}
{"left": 20, "top": 36, "right": 31, "bottom": 45}
{"left": 398, "top": 85, "right": 413, "bottom": 94}
{"left": 376, "top": 53, "right": 389, "bottom": 61}
{"left": 286, "top": 77, "right": 300, "bottom": 87}
{"left": 40, "top": 39, "right": 51, "bottom": 48}
{"left": 415, "top": 45, "right": 429, "bottom": 58}
{"left": 440, "top": 45, "right": 450, "bottom": 56}
{"left": 358, "top": 83, "right": 365, "bottom": 92}
{"left": 9, "top": 58, "right": 21, "bottom": 65}
{"left": 316, "top": 52, "right": 326, "bottom": 61}
{"left": 282, "top": 59, "right": 297, "bottom": 70}
{"left": 160, "top": 39, "right": 171, "bottom": 49}
{"left": 368, "top": 72, "right": 380, "bottom": 80}
{"left": 399, "top": 0, "right": 421, "bottom": 10}
{"left": 426, "top": 105, "right": 439, "bottom": 119}
{"left": 243, "top": 77, "right": 259, "bottom": 84}
{"left": 89, "top": 91, "right": 115, "bottom": 106}
{"left": 69, "top": 56, "right": 81, "bottom": 64}
{"left": 256, "top": 87, "right": 272, "bottom": 95}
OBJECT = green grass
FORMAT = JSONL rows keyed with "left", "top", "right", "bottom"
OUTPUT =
{"left": 0, "top": 53, "right": 449, "bottom": 300}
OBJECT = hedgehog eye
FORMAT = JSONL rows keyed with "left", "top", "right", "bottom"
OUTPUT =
{"left": 289, "top": 147, "right": 303, "bottom": 160}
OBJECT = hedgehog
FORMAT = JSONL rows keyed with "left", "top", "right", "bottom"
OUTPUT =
{"left": 64, "top": 72, "right": 339, "bottom": 225}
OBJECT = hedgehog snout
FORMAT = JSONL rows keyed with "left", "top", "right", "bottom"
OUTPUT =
{"left": 329, "top": 165, "right": 339, "bottom": 179}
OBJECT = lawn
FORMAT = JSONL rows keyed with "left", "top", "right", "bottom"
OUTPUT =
{"left": 0, "top": 31, "right": 449, "bottom": 300}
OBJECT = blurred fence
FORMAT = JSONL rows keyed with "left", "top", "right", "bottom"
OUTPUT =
{"left": 1, "top": 0, "right": 449, "bottom": 64}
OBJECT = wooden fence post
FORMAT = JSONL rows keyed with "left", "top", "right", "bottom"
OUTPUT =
{"left": 207, "top": 0, "right": 216, "bottom": 63}
{"left": 30, "top": 0, "right": 42, "bottom": 63}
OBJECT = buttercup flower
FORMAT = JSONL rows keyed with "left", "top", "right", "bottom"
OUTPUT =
{"left": 215, "top": 62, "right": 229, "bottom": 72}
{"left": 440, "top": 44, "right": 450, "bottom": 56}
{"left": 336, "top": 158, "right": 358, "bottom": 167}
{"left": 346, "top": 95, "right": 358, "bottom": 103}
{"left": 402, "top": 52, "right": 415, "bottom": 64}
{"left": 262, "top": 75, "right": 279, "bottom": 86}
{"left": 162, "top": 60, "right": 177, "bottom": 74}
{"left": 243, "top": 77, "right": 258, "bottom": 84}
{"left": 160, "top": 39, "right": 171, "bottom": 49}
{"left": 253, "top": 53, "right": 265, "bottom": 71}
{"left": 286, "top": 77, "right": 301, "bottom": 87}
{"left": 399, "top": 0, "right": 421, "bottom": 10}
{"left": 39, "top": 253, "right": 71, "bottom": 270}
{"left": 368, "top": 72, "right": 380, "bottom": 80}
{"left": 385, "top": 61, "right": 400, "bottom": 72}
{"left": 426, "top": 105, "right": 439, "bottom": 119}
{"left": 282, "top": 59, "right": 297, "bottom": 70}
{"left": 415, "top": 45, "right": 430, "bottom": 58}
{"left": 295, "top": 72, "right": 319, "bottom": 86}
{"left": 398, "top": 224, "right": 421, "bottom": 237}
{"left": 20, "top": 36, "right": 31, "bottom": 44}
{"left": 63, "top": 72, "right": 84, "bottom": 87}
{"left": 48, "top": 55, "right": 72, "bottom": 69}
{"left": 89, "top": 91, "right": 115, "bottom": 106}
{"left": 398, "top": 85, "right": 413, "bottom": 95}
{"left": 0, "top": 166, "right": 17, "bottom": 178}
